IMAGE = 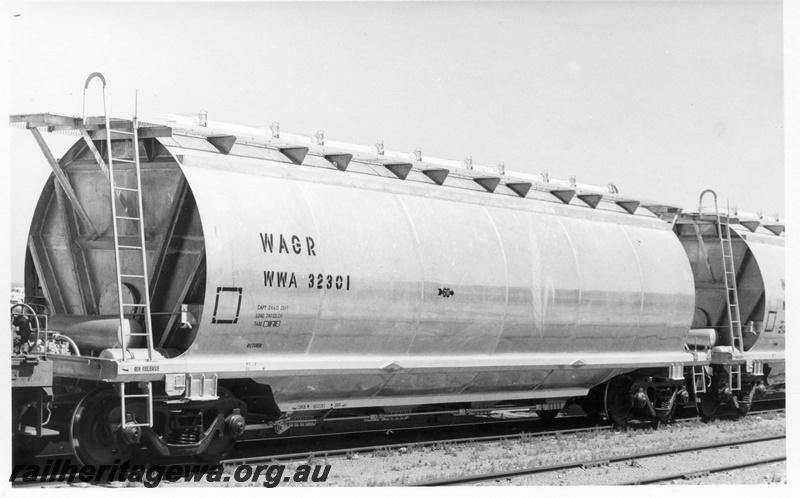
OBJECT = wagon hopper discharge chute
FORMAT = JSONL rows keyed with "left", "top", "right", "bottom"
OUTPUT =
{"left": 8, "top": 76, "right": 784, "bottom": 465}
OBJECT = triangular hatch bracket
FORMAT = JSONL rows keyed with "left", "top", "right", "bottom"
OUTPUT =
{"left": 324, "top": 153, "right": 353, "bottom": 171}
{"left": 550, "top": 189, "right": 575, "bottom": 204}
{"left": 206, "top": 135, "right": 237, "bottom": 155}
{"left": 578, "top": 193, "right": 602, "bottom": 208}
{"left": 422, "top": 168, "right": 449, "bottom": 186}
{"left": 384, "top": 163, "right": 413, "bottom": 180}
{"left": 763, "top": 224, "right": 784, "bottom": 236}
{"left": 280, "top": 147, "right": 309, "bottom": 165}
{"left": 739, "top": 220, "right": 760, "bottom": 233}
{"left": 505, "top": 181, "right": 532, "bottom": 198}
{"left": 474, "top": 177, "right": 500, "bottom": 193}
{"left": 615, "top": 200, "right": 640, "bottom": 215}
{"left": 382, "top": 362, "right": 404, "bottom": 372}
{"left": 642, "top": 203, "right": 682, "bottom": 217}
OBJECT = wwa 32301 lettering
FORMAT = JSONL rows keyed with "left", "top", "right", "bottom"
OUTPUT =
{"left": 263, "top": 271, "right": 351, "bottom": 290}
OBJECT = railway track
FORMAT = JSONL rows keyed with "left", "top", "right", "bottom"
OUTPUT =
{"left": 221, "top": 406, "right": 785, "bottom": 465}
{"left": 27, "top": 404, "right": 784, "bottom": 467}
{"left": 16, "top": 405, "right": 784, "bottom": 488}
{"left": 223, "top": 417, "right": 596, "bottom": 465}
{"left": 617, "top": 455, "right": 787, "bottom": 485}
{"left": 411, "top": 434, "right": 786, "bottom": 486}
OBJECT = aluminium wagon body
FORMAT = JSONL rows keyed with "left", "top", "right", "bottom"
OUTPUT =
{"left": 23, "top": 113, "right": 696, "bottom": 410}
{"left": 10, "top": 107, "right": 784, "bottom": 464}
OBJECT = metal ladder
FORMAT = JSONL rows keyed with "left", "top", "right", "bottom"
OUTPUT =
{"left": 698, "top": 190, "right": 744, "bottom": 353}
{"left": 83, "top": 73, "right": 154, "bottom": 428}
{"left": 729, "top": 364, "right": 742, "bottom": 392}
{"left": 691, "top": 365, "right": 707, "bottom": 396}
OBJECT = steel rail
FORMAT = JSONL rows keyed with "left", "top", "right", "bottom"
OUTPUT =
{"left": 29, "top": 407, "right": 783, "bottom": 467}
{"left": 234, "top": 398, "right": 784, "bottom": 445}
{"left": 221, "top": 408, "right": 784, "bottom": 465}
{"left": 617, "top": 455, "right": 786, "bottom": 485}
{"left": 14, "top": 411, "right": 785, "bottom": 487}
{"left": 411, "top": 433, "right": 786, "bottom": 486}
{"left": 221, "top": 421, "right": 604, "bottom": 465}
{"left": 238, "top": 412, "right": 577, "bottom": 442}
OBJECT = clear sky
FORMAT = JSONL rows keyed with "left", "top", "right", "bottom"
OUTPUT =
{"left": 2, "top": 0, "right": 786, "bottom": 285}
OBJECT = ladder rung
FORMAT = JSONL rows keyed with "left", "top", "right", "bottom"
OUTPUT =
{"left": 123, "top": 333, "right": 150, "bottom": 337}
{"left": 123, "top": 394, "right": 150, "bottom": 398}
{"left": 115, "top": 215, "right": 141, "bottom": 221}
{"left": 114, "top": 186, "right": 138, "bottom": 192}
{"left": 121, "top": 302, "right": 143, "bottom": 307}
{"left": 112, "top": 158, "right": 136, "bottom": 163}
{"left": 124, "top": 422, "right": 151, "bottom": 428}
{"left": 119, "top": 274, "right": 145, "bottom": 278}
{"left": 118, "top": 245, "right": 143, "bottom": 250}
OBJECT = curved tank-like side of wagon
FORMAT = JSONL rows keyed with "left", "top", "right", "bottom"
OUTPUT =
{"left": 24, "top": 120, "right": 696, "bottom": 409}
{"left": 673, "top": 217, "right": 784, "bottom": 351}
{"left": 176, "top": 151, "right": 696, "bottom": 406}
{"left": 733, "top": 227, "right": 785, "bottom": 388}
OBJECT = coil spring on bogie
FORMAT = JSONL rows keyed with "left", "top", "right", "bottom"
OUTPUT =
{"left": 656, "top": 387, "right": 675, "bottom": 411}
{"left": 169, "top": 427, "right": 202, "bottom": 445}
{"left": 740, "top": 384, "right": 755, "bottom": 405}
{"left": 167, "top": 411, "right": 203, "bottom": 445}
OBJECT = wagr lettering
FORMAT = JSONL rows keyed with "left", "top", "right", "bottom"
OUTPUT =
{"left": 259, "top": 233, "right": 316, "bottom": 256}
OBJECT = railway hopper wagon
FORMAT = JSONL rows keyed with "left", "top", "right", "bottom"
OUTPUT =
{"left": 673, "top": 207, "right": 785, "bottom": 418}
{"left": 9, "top": 77, "right": 784, "bottom": 465}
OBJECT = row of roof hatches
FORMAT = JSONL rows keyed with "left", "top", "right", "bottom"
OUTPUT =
{"left": 157, "top": 112, "right": 618, "bottom": 192}
{"left": 151, "top": 112, "right": 784, "bottom": 236}
{"left": 9, "top": 111, "right": 784, "bottom": 235}
{"left": 152, "top": 112, "right": 679, "bottom": 219}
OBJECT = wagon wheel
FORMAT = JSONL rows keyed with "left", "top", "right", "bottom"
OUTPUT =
{"left": 604, "top": 376, "right": 634, "bottom": 430}
{"left": 71, "top": 388, "right": 135, "bottom": 466}
{"left": 197, "top": 388, "right": 243, "bottom": 462}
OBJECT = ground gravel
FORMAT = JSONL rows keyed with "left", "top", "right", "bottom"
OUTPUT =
{"left": 44, "top": 411, "right": 784, "bottom": 488}
{"left": 273, "top": 412, "right": 786, "bottom": 486}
